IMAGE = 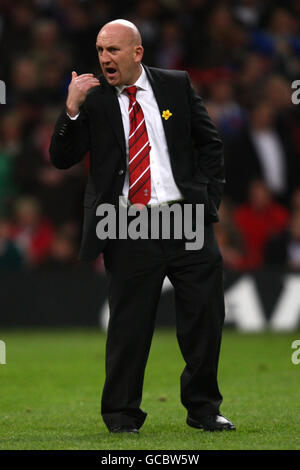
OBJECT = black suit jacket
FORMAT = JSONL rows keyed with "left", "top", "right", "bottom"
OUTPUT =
{"left": 49, "top": 65, "right": 225, "bottom": 261}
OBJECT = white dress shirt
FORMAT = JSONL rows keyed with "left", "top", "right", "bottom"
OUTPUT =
{"left": 251, "top": 129, "right": 286, "bottom": 195}
{"left": 68, "top": 66, "right": 183, "bottom": 205}
{"left": 115, "top": 66, "right": 183, "bottom": 205}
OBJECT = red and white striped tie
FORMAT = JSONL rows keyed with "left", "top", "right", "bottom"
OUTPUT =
{"left": 126, "top": 86, "right": 151, "bottom": 206}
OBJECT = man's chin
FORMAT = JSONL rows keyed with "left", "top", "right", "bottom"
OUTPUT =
{"left": 105, "top": 74, "right": 121, "bottom": 86}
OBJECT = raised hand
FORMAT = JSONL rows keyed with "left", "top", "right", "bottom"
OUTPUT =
{"left": 66, "top": 71, "right": 100, "bottom": 117}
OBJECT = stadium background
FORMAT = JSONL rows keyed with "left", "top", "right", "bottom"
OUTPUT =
{"left": 1, "top": 0, "right": 300, "bottom": 453}
{"left": 1, "top": 0, "right": 300, "bottom": 331}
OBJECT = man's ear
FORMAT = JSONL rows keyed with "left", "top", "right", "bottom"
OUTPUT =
{"left": 134, "top": 45, "right": 144, "bottom": 62}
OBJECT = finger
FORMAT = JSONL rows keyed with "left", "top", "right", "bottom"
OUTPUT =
{"left": 72, "top": 71, "right": 78, "bottom": 79}
{"left": 75, "top": 73, "right": 96, "bottom": 80}
{"left": 75, "top": 76, "right": 99, "bottom": 83}
{"left": 75, "top": 78, "right": 100, "bottom": 88}
{"left": 75, "top": 78, "right": 99, "bottom": 86}
{"left": 83, "top": 81, "right": 101, "bottom": 91}
{"left": 89, "top": 82, "right": 101, "bottom": 87}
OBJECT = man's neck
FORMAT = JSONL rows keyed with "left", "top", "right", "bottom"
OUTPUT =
{"left": 126, "top": 64, "right": 143, "bottom": 86}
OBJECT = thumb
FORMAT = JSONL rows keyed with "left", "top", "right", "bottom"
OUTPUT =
{"left": 72, "top": 71, "right": 78, "bottom": 79}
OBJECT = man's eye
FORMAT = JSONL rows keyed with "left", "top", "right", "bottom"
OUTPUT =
{"left": 96, "top": 47, "right": 118, "bottom": 54}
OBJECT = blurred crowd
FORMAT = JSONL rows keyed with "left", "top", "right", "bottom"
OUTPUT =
{"left": 1, "top": 0, "right": 300, "bottom": 273}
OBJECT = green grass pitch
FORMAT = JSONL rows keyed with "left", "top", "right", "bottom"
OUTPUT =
{"left": 0, "top": 328, "right": 300, "bottom": 450}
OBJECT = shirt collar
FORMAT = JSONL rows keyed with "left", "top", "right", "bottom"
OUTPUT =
{"left": 115, "top": 65, "right": 149, "bottom": 96}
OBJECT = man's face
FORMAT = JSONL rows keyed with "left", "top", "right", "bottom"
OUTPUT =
{"left": 96, "top": 26, "right": 143, "bottom": 87}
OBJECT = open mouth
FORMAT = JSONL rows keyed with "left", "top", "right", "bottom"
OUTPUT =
{"left": 106, "top": 67, "right": 117, "bottom": 78}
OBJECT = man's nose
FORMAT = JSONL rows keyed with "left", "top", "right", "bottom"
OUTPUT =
{"left": 100, "top": 50, "right": 111, "bottom": 64}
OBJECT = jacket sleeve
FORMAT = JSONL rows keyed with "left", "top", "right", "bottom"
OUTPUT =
{"left": 49, "top": 105, "right": 90, "bottom": 170}
{"left": 186, "top": 72, "right": 225, "bottom": 209}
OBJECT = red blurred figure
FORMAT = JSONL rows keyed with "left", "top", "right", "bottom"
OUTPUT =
{"left": 233, "top": 180, "right": 289, "bottom": 269}
{"left": 10, "top": 196, "right": 54, "bottom": 266}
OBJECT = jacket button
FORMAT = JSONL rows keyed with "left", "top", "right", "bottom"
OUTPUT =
{"left": 118, "top": 169, "right": 125, "bottom": 175}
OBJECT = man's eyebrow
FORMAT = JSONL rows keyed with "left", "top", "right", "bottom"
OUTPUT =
{"left": 95, "top": 44, "right": 119, "bottom": 49}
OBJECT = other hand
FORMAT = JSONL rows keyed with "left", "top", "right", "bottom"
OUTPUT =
{"left": 66, "top": 71, "right": 100, "bottom": 117}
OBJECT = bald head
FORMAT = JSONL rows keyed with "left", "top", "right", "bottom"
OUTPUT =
{"left": 99, "top": 19, "right": 142, "bottom": 47}
{"left": 96, "top": 19, "right": 144, "bottom": 86}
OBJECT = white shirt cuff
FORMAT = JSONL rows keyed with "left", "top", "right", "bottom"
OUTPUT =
{"left": 67, "top": 112, "right": 80, "bottom": 120}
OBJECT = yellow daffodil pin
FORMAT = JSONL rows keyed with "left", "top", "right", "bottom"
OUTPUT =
{"left": 162, "top": 109, "right": 172, "bottom": 120}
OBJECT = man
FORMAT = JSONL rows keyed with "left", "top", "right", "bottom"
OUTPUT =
{"left": 49, "top": 19, "right": 235, "bottom": 433}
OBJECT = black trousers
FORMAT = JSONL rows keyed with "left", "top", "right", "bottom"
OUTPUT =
{"left": 101, "top": 205, "right": 225, "bottom": 430}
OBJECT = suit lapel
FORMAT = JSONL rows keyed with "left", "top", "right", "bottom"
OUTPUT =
{"left": 97, "top": 79, "right": 127, "bottom": 161}
{"left": 144, "top": 65, "right": 174, "bottom": 158}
